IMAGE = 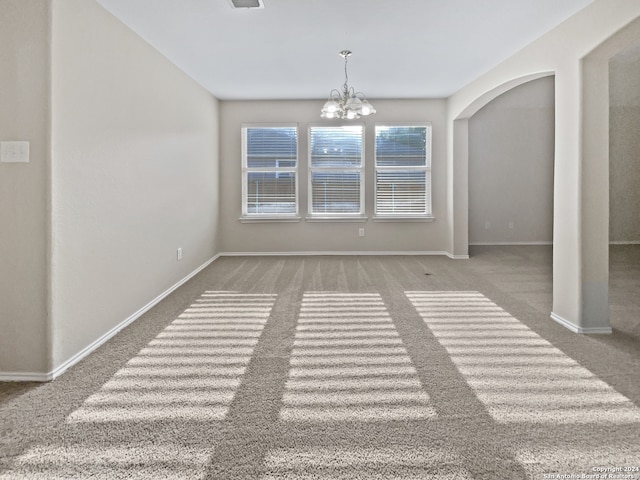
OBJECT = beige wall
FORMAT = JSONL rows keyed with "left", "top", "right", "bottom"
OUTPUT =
{"left": 48, "top": 0, "right": 220, "bottom": 371}
{"left": 0, "top": 0, "right": 50, "bottom": 374}
{"left": 219, "top": 99, "right": 448, "bottom": 254}
{"left": 0, "top": 0, "right": 220, "bottom": 378}
{"left": 610, "top": 44, "right": 640, "bottom": 242}
{"left": 469, "top": 77, "right": 555, "bottom": 245}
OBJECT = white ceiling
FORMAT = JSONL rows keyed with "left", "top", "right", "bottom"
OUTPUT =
{"left": 95, "top": 0, "right": 594, "bottom": 100}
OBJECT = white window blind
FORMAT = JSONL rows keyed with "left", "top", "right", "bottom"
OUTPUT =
{"left": 309, "top": 125, "right": 364, "bottom": 215}
{"left": 375, "top": 125, "right": 431, "bottom": 216}
{"left": 243, "top": 126, "right": 298, "bottom": 216}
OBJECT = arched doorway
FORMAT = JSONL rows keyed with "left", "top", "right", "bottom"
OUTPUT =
{"left": 468, "top": 77, "right": 555, "bottom": 248}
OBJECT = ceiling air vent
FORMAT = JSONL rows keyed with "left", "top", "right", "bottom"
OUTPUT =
{"left": 229, "top": 0, "right": 264, "bottom": 9}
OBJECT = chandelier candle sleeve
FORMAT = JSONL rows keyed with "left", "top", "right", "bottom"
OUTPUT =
{"left": 321, "top": 50, "right": 376, "bottom": 120}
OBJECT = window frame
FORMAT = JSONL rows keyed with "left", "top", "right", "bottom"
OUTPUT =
{"left": 241, "top": 123, "right": 300, "bottom": 223}
{"left": 306, "top": 123, "right": 367, "bottom": 222}
{"left": 373, "top": 123, "right": 434, "bottom": 222}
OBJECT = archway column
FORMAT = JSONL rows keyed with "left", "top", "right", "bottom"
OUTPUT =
{"left": 550, "top": 18, "right": 640, "bottom": 334}
{"left": 550, "top": 63, "right": 611, "bottom": 333}
{"left": 449, "top": 119, "right": 469, "bottom": 259}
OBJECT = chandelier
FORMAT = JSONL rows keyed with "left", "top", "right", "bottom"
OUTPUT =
{"left": 320, "top": 50, "right": 376, "bottom": 120}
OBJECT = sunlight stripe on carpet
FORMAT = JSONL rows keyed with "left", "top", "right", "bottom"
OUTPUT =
{"left": 66, "top": 291, "right": 275, "bottom": 423}
{"left": 280, "top": 292, "right": 435, "bottom": 422}
{"left": 406, "top": 291, "right": 640, "bottom": 424}
{"left": 259, "top": 446, "right": 473, "bottom": 479}
{"left": 0, "top": 444, "right": 210, "bottom": 480}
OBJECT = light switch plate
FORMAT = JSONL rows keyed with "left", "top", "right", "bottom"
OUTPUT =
{"left": 1, "top": 141, "right": 30, "bottom": 163}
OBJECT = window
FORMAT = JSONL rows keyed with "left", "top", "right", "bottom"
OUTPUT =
{"left": 242, "top": 125, "right": 298, "bottom": 219}
{"left": 308, "top": 125, "right": 364, "bottom": 218}
{"left": 375, "top": 124, "right": 432, "bottom": 218}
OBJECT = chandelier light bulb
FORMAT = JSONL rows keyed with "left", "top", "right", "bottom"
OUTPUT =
{"left": 323, "top": 100, "right": 340, "bottom": 113}
{"left": 360, "top": 100, "right": 376, "bottom": 116}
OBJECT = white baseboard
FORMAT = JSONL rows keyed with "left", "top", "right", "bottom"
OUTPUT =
{"left": 469, "top": 241, "right": 638, "bottom": 246}
{"left": 0, "top": 255, "right": 220, "bottom": 383}
{"left": 0, "top": 371, "right": 52, "bottom": 382}
{"left": 469, "top": 242, "right": 553, "bottom": 246}
{"left": 220, "top": 250, "right": 453, "bottom": 257}
{"left": 446, "top": 253, "right": 470, "bottom": 259}
{"left": 550, "top": 312, "right": 612, "bottom": 334}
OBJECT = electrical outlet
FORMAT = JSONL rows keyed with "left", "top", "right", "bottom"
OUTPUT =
{"left": 485, "top": 221, "right": 490, "bottom": 230}
{"left": 359, "top": 228, "right": 365, "bottom": 237}
{"left": 508, "top": 221, "right": 514, "bottom": 229}
{"left": 0, "top": 141, "right": 30, "bottom": 163}
{"left": 177, "top": 248, "right": 183, "bottom": 260}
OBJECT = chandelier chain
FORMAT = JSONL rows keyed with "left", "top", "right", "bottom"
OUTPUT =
{"left": 343, "top": 54, "right": 349, "bottom": 94}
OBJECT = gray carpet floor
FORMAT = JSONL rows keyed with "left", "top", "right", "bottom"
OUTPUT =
{"left": 1, "top": 246, "right": 639, "bottom": 479}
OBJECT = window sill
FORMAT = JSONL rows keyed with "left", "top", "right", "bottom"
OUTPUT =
{"left": 373, "top": 215, "right": 435, "bottom": 223}
{"left": 305, "top": 216, "right": 368, "bottom": 223}
{"left": 240, "top": 216, "right": 301, "bottom": 223}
